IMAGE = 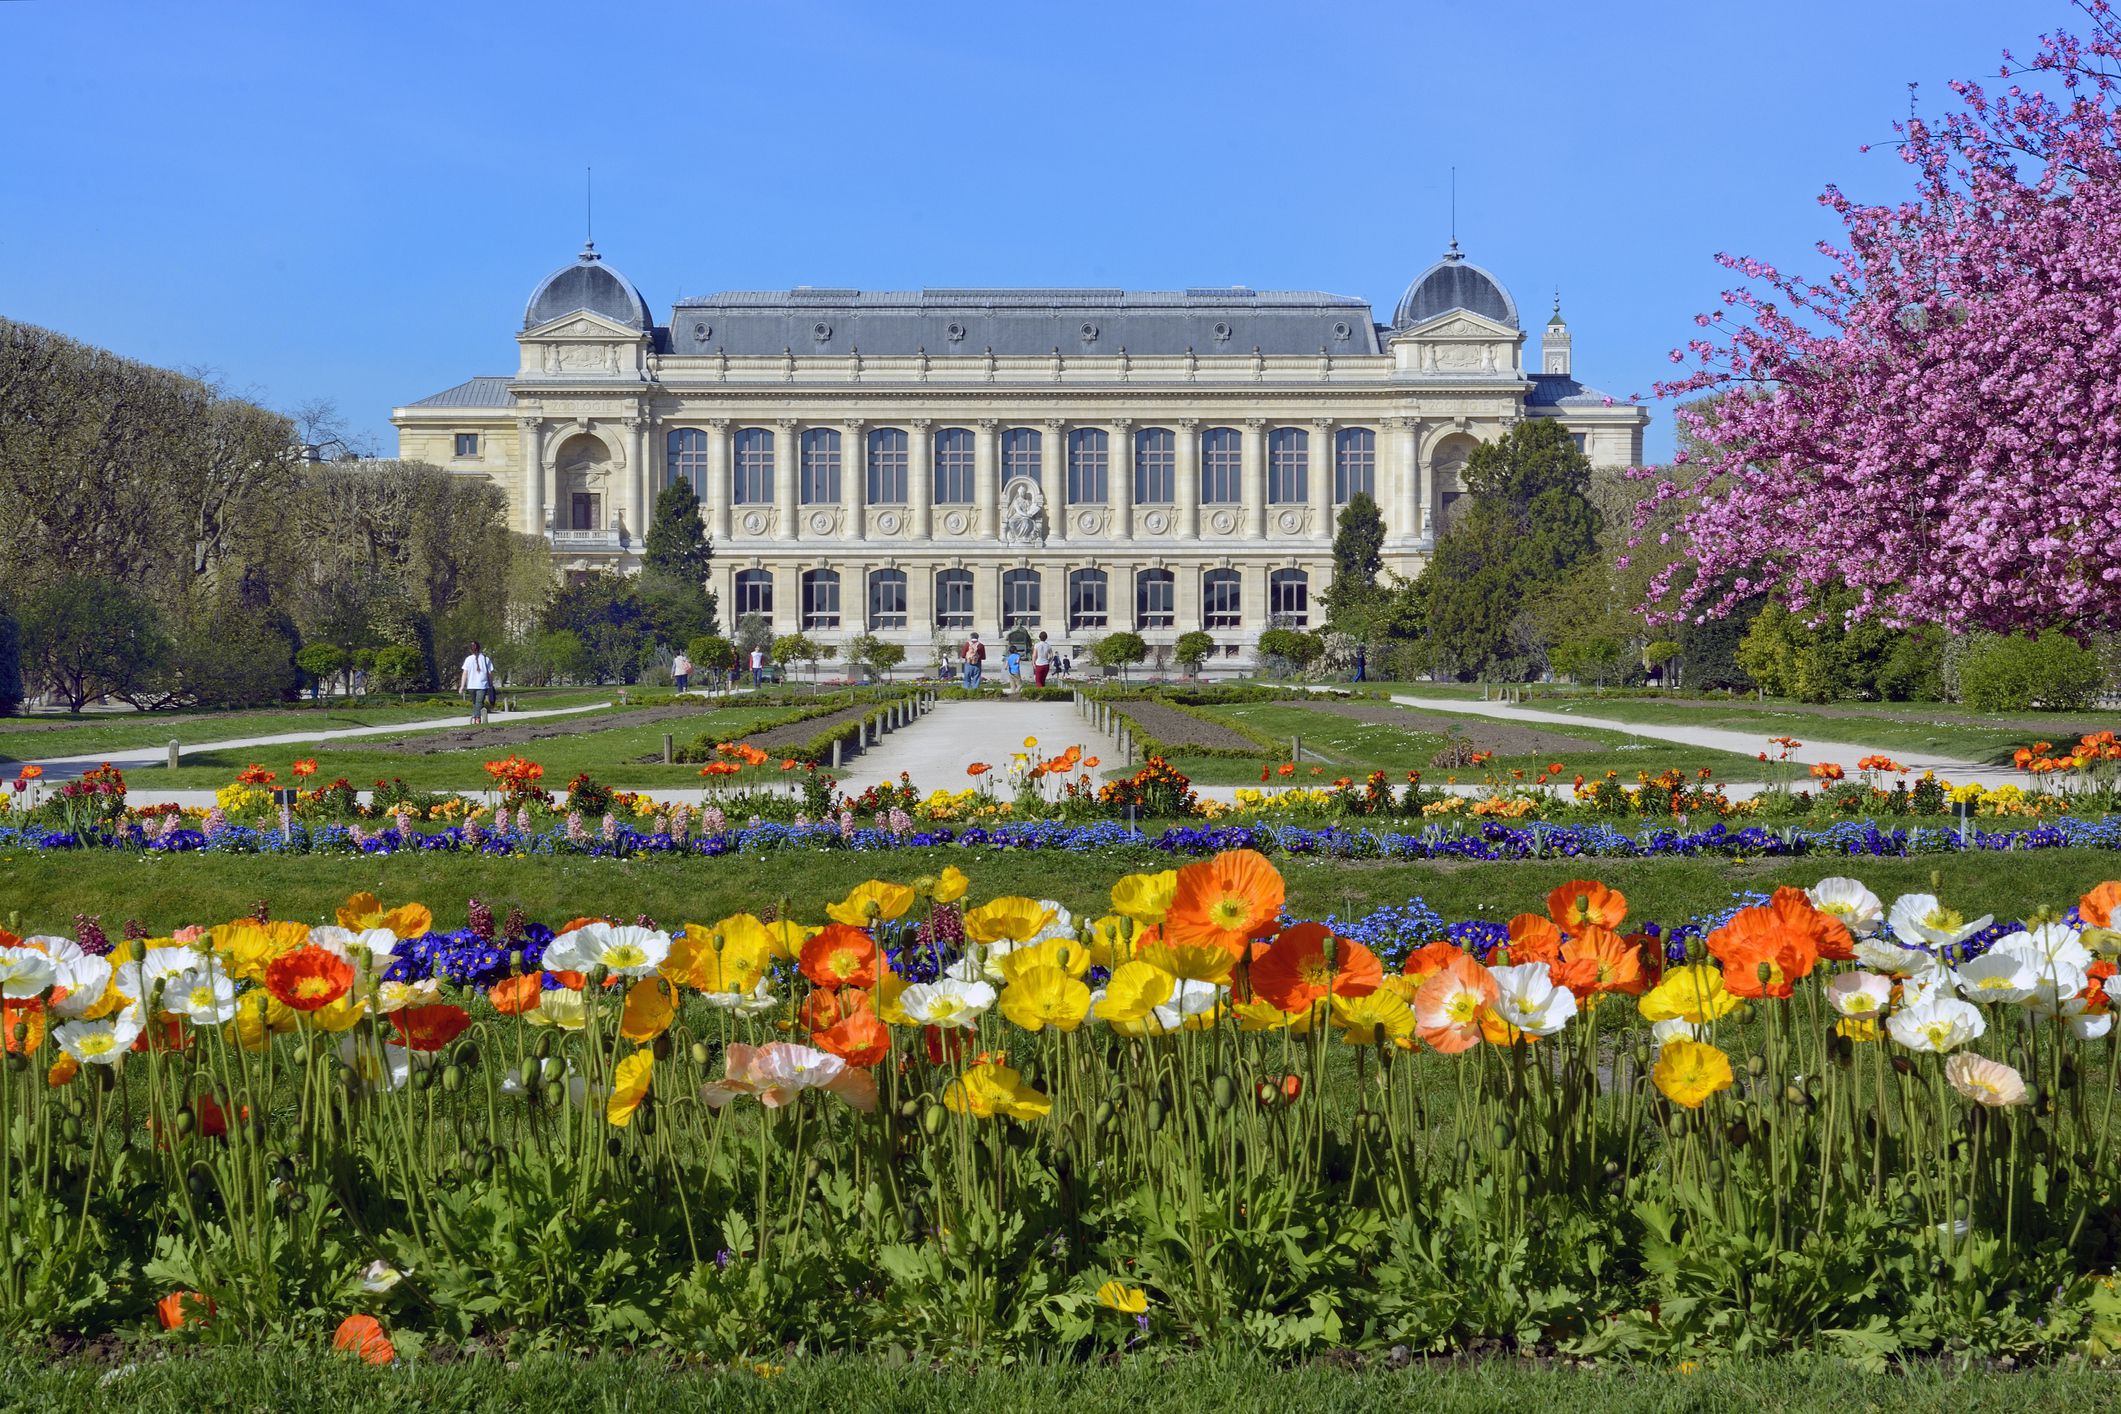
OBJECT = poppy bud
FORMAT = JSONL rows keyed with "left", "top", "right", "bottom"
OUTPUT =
{"left": 920, "top": 1104, "right": 946, "bottom": 1137}
{"left": 1145, "top": 1100, "right": 1166, "bottom": 1132}
{"left": 1210, "top": 1075, "right": 1235, "bottom": 1111}
{"left": 1281, "top": 1073, "right": 1303, "bottom": 1103}
{"left": 690, "top": 1042, "right": 712, "bottom": 1067}
{"left": 1744, "top": 1054, "right": 1766, "bottom": 1078}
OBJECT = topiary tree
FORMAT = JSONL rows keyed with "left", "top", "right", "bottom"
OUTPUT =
{"left": 1256, "top": 628, "right": 1325, "bottom": 678}
{"left": 687, "top": 634, "right": 735, "bottom": 688}
{"left": 1092, "top": 631, "right": 1147, "bottom": 680}
{"left": 771, "top": 632, "right": 826, "bottom": 683}
{"left": 1174, "top": 629, "right": 1216, "bottom": 678}
{"left": 295, "top": 642, "right": 348, "bottom": 697}
{"left": 847, "top": 633, "right": 906, "bottom": 683}
{"left": 373, "top": 643, "right": 427, "bottom": 698}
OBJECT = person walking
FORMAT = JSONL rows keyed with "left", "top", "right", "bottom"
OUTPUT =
{"left": 1032, "top": 631, "right": 1052, "bottom": 688}
{"left": 458, "top": 641, "right": 496, "bottom": 725}
{"left": 671, "top": 649, "right": 692, "bottom": 695}
{"left": 1353, "top": 643, "right": 1367, "bottom": 683}
{"left": 749, "top": 645, "right": 765, "bottom": 688}
{"left": 1004, "top": 645, "right": 1023, "bottom": 695}
{"left": 960, "top": 631, "right": 986, "bottom": 690}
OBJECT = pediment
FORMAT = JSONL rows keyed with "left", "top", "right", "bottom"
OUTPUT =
{"left": 519, "top": 310, "right": 645, "bottom": 342}
{"left": 1396, "top": 310, "right": 1518, "bottom": 341}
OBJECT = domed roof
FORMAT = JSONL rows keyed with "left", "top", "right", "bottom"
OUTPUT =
{"left": 1393, "top": 243, "right": 1518, "bottom": 330}
{"left": 524, "top": 242, "right": 650, "bottom": 331}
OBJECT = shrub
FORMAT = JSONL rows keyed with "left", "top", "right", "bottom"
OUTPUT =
{"left": 1090, "top": 632, "right": 1147, "bottom": 678}
{"left": 373, "top": 644, "right": 428, "bottom": 696}
{"left": 1256, "top": 628, "right": 1325, "bottom": 676}
{"left": 1173, "top": 630, "right": 1216, "bottom": 676}
{"left": 1958, "top": 630, "right": 2106, "bottom": 712}
{"left": 0, "top": 600, "right": 21, "bottom": 715}
{"left": 295, "top": 643, "right": 347, "bottom": 693}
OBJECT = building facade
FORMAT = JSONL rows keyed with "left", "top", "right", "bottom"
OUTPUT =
{"left": 393, "top": 243, "right": 1646, "bottom": 668}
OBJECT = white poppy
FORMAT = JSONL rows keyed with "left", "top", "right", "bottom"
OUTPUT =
{"left": 702, "top": 977, "right": 778, "bottom": 1017}
{"left": 54, "top": 1014, "right": 146, "bottom": 1065}
{"left": 360, "top": 1260, "right": 408, "bottom": 1294}
{"left": 338, "top": 1034, "right": 415, "bottom": 1091}
{"left": 1487, "top": 962, "right": 1578, "bottom": 1037}
{"left": 897, "top": 977, "right": 996, "bottom": 1028}
{"left": 1807, "top": 878, "right": 1884, "bottom": 937}
{"left": 1824, "top": 970, "right": 1893, "bottom": 1018}
{"left": 1650, "top": 1017, "right": 1700, "bottom": 1050}
{"left": 1887, "top": 894, "right": 1993, "bottom": 949}
{"left": 0, "top": 947, "right": 56, "bottom": 1000}
{"left": 543, "top": 923, "right": 670, "bottom": 978}
{"left": 1148, "top": 977, "right": 1222, "bottom": 1033}
{"left": 166, "top": 968, "right": 239, "bottom": 1026}
{"left": 1951, "top": 951, "right": 2037, "bottom": 1005}
{"left": 1886, "top": 996, "right": 1986, "bottom": 1053}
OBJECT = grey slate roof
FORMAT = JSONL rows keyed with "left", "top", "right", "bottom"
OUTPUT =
{"left": 664, "top": 287, "right": 1384, "bottom": 358}
{"left": 403, "top": 376, "right": 513, "bottom": 410}
{"left": 1527, "top": 374, "right": 1619, "bottom": 409}
{"left": 525, "top": 244, "right": 651, "bottom": 331}
{"left": 1393, "top": 245, "right": 1519, "bottom": 330}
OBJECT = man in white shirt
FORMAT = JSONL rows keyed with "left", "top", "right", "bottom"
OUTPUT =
{"left": 458, "top": 641, "right": 496, "bottom": 724}
{"left": 749, "top": 645, "right": 765, "bottom": 688}
{"left": 671, "top": 650, "right": 692, "bottom": 694}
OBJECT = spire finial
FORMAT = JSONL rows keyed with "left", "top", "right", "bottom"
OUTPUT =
{"left": 1449, "top": 165, "right": 1457, "bottom": 250}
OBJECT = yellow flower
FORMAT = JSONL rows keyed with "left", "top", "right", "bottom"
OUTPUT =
{"left": 666, "top": 922, "right": 770, "bottom": 992}
{"left": 335, "top": 892, "right": 432, "bottom": 940}
{"left": 826, "top": 880, "right": 915, "bottom": 927}
{"left": 996, "top": 937, "right": 1091, "bottom": 982}
{"left": 1652, "top": 1038, "right": 1734, "bottom": 1109}
{"left": 1134, "top": 940, "right": 1235, "bottom": 984}
{"left": 608, "top": 1050, "right": 652, "bottom": 1127}
{"left": 1093, "top": 961, "right": 1176, "bottom": 1025}
{"left": 1022, "top": 736, "right": 1039, "bottom": 750}
{"left": 210, "top": 920, "right": 311, "bottom": 983}
{"left": 1231, "top": 997, "right": 1310, "bottom": 1033}
{"left": 1330, "top": 989, "right": 1417, "bottom": 1047}
{"left": 228, "top": 989, "right": 297, "bottom": 1050}
{"left": 943, "top": 1062, "right": 1051, "bottom": 1121}
{"left": 1834, "top": 1016, "right": 1882, "bottom": 1043}
{"left": 998, "top": 965, "right": 1092, "bottom": 1032}
{"left": 963, "top": 896, "right": 1054, "bottom": 945}
{"left": 1111, "top": 870, "right": 1178, "bottom": 926}
{"left": 308, "top": 992, "right": 367, "bottom": 1033}
{"left": 528, "top": 987, "right": 587, "bottom": 1031}
{"left": 759, "top": 918, "right": 814, "bottom": 962}
{"left": 1096, "top": 1280, "right": 1148, "bottom": 1314}
{"left": 933, "top": 865, "right": 970, "bottom": 903}
{"left": 1085, "top": 914, "right": 1138, "bottom": 970}
{"left": 620, "top": 977, "right": 675, "bottom": 1041}
{"left": 1638, "top": 964, "right": 1739, "bottom": 1025}
{"left": 873, "top": 955, "right": 912, "bottom": 1025}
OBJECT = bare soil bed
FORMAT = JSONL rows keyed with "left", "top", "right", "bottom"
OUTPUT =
{"left": 1114, "top": 699, "right": 1261, "bottom": 753}
{"left": 338, "top": 704, "right": 716, "bottom": 756}
{"left": 1301, "top": 700, "right": 1593, "bottom": 758}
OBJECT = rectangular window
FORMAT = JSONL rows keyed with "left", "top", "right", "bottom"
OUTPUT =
{"left": 800, "top": 429, "right": 841, "bottom": 505}
{"left": 1571, "top": 432, "right": 1588, "bottom": 455}
{"left": 569, "top": 492, "right": 600, "bottom": 531}
{"left": 732, "top": 428, "right": 774, "bottom": 505}
{"left": 935, "top": 572, "right": 974, "bottom": 629}
{"left": 868, "top": 571, "right": 907, "bottom": 629}
{"left": 1267, "top": 428, "right": 1308, "bottom": 504}
{"left": 1334, "top": 428, "right": 1375, "bottom": 502}
{"left": 1203, "top": 571, "right": 1242, "bottom": 629}
{"left": 1067, "top": 429, "right": 1107, "bottom": 505}
{"left": 733, "top": 571, "right": 774, "bottom": 618}
{"left": 802, "top": 572, "right": 840, "bottom": 630}
{"left": 1270, "top": 571, "right": 1309, "bottom": 625}
{"left": 453, "top": 432, "right": 479, "bottom": 458}
{"left": 667, "top": 428, "right": 710, "bottom": 496}
{"left": 866, "top": 429, "right": 908, "bottom": 504}
{"left": 1134, "top": 428, "right": 1175, "bottom": 504}
{"left": 1001, "top": 427, "right": 1041, "bottom": 487}
{"left": 1200, "top": 428, "right": 1242, "bottom": 504}
{"left": 933, "top": 428, "right": 974, "bottom": 504}
{"left": 1002, "top": 569, "right": 1040, "bottom": 628}
{"left": 1068, "top": 571, "right": 1107, "bottom": 630}
{"left": 1135, "top": 571, "right": 1174, "bottom": 629}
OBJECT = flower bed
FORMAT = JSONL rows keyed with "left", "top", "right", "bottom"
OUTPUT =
{"left": 1, "top": 855, "right": 2117, "bottom": 1360}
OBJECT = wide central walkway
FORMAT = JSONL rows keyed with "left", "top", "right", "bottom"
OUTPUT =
{"left": 831, "top": 697, "right": 1123, "bottom": 795}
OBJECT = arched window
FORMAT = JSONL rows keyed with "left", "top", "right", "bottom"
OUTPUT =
{"left": 1002, "top": 568, "right": 1041, "bottom": 628}
{"left": 1267, "top": 428, "right": 1308, "bottom": 504}
{"left": 1135, "top": 568, "right": 1175, "bottom": 629}
{"left": 666, "top": 428, "right": 709, "bottom": 496}
{"left": 801, "top": 569, "right": 840, "bottom": 629}
{"left": 1202, "top": 568, "right": 1242, "bottom": 629}
{"left": 1134, "top": 427, "right": 1175, "bottom": 503}
{"left": 1068, "top": 569, "right": 1108, "bottom": 630}
{"left": 731, "top": 428, "right": 774, "bottom": 505}
{"left": 1000, "top": 427, "right": 1041, "bottom": 489}
{"left": 866, "top": 428, "right": 908, "bottom": 504}
{"left": 1270, "top": 569, "right": 1309, "bottom": 626}
{"left": 934, "top": 568, "right": 974, "bottom": 629}
{"left": 733, "top": 569, "right": 774, "bottom": 618}
{"left": 1200, "top": 427, "right": 1242, "bottom": 504}
{"left": 867, "top": 568, "right": 907, "bottom": 629}
{"left": 800, "top": 428, "right": 841, "bottom": 505}
{"left": 932, "top": 427, "right": 974, "bottom": 504}
{"left": 1334, "top": 427, "right": 1375, "bottom": 503}
{"left": 1066, "top": 428, "right": 1108, "bottom": 504}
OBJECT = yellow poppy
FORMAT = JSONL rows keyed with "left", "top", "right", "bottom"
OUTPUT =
{"left": 1134, "top": 940, "right": 1236, "bottom": 984}
{"left": 1096, "top": 1280, "right": 1148, "bottom": 1314}
{"left": 1638, "top": 964, "right": 1740, "bottom": 1025}
{"left": 1329, "top": 989, "right": 1417, "bottom": 1046}
{"left": 620, "top": 977, "right": 675, "bottom": 1042}
{"left": 1652, "top": 1038, "right": 1734, "bottom": 1108}
{"left": 210, "top": 920, "right": 311, "bottom": 983}
{"left": 1110, "top": 871, "right": 1178, "bottom": 926}
{"left": 996, "top": 937, "right": 1090, "bottom": 982}
{"left": 336, "top": 892, "right": 432, "bottom": 940}
{"left": 527, "top": 987, "right": 587, "bottom": 1031}
{"left": 608, "top": 1050, "right": 653, "bottom": 1127}
{"left": 1093, "top": 961, "right": 1177, "bottom": 1025}
{"left": 963, "top": 896, "right": 1054, "bottom": 945}
{"left": 942, "top": 1062, "right": 1051, "bottom": 1121}
{"left": 999, "top": 965, "right": 1092, "bottom": 1032}
{"left": 933, "top": 866, "right": 970, "bottom": 904}
{"left": 826, "top": 881, "right": 915, "bottom": 927}
{"left": 227, "top": 989, "right": 297, "bottom": 1051}
{"left": 308, "top": 992, "right": 367, "bottom": 1033}
{"left": 1084, "top": 915, "right": 1137, "bottom": 971}
{"left": 666, "top": 923, "right": 768, "bottom": 993}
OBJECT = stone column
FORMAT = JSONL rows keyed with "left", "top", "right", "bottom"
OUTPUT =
{"left": 705, "top": 418, "right": 732, "bottom": 542}
{"left": 843, "top": 558, "right": 865, "bottom": 636}
{"left": 1175, "top": 418, "right": 1200, "bottom": 541}
{"left": 774, "top": 419, "right": 799, "bottom": 541}
{"left": 974, "top": 418, "right": 1000, "bottom": 540}
{"left": 1395, "top": 417, "right": 1423, "bottom": 543}
{"left": 841, "top": 421, "right": 865, "bottom": 540}
{"left": 1310, "top": 418, "right": 1335, "bottom": 542}
{"left": 909, "top": 420, "right": 933, "bottom": 540}
{"left": 518, "top": 419, "right": 546, "bottom": 536}
{"left": 907, "top": 561, "right": 934, "bottom": 647}
{"left": 1109, "top": 418, "right": 1133, "bottom": 540}
{"left": 1175, "top": 560, "right": 1202, "bottom": 634}
{"left": 1242, "top": 417, "right": 1268, "bottom": 539}
{"left": 973, "top": 561, "right": 997, "bottom": 634}
{"left": 623, "top": 417, "right": 647, "bottom": 543}
{"left": 1042, "top": 418, "right": 1067, "bottom": 543}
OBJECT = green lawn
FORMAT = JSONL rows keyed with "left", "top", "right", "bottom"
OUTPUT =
{"left": 1152, "top": 701, "right": 1769, "bottom": 786}
{"left": 3, "top": 841, "right": 2110, "bottom": 938}
{"left": 6, "top": 1347, "right": 2115, "bottom": 1413}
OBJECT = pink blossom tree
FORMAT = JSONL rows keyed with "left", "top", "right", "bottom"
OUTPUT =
{"left": 1634, "top": 2, "right": 2121, "bottom": 636}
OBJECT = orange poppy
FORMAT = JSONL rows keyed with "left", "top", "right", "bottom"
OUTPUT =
{"left": 1164, "top": 849, "right": 1285, "bottom": 955}
{"left": 799, "top": 924, "right": 878, "bottom": 989}
{"left": 263, "top": 945, "right": 354, "bottom": 1012}
{"left": 292, "top": 758, "right": 318, "bottom": 778}
{"left": 800, "top": 985, "right": 871, "bottom": 1032}
{"left": 333, "top": 1314, "right": 396, "bottom": 1365}
{"left": 1246, "top": 923, "right": 1382, "bottom": 1013}
{"left": 1504, "top": 914, "right": 1564, "bottom": 966}
{"left": 557, "top": 915, "right": 615, "bottom": 934}
{"left": 1548, "top": 880, "right": 1627, "bottom": 930}
{"left": 158, "top": 1291, "right": 213, "bottom": 1329}
{"left": 488, "top": 974, "right": 543, "bottom": 1015}
{"left": 3, "top": 998, "right": 45, "bottom": 1054}
{"left": 814, "top": 1008, "right": 892, "bottom": 1068}
{"left": 1412, "top": 954, "right": 1498, "bottom": 1055}
{"left": 17, "top": 765, "right": 43, "bottom": 781}
{"left": 1767, "top": 885, "right": 1856, "bottom": 961}
{"left": 1549, "top": 924, "right": 1646, "bottom": 995}
{"left": 1706, "top": 896, "right": 1822, "bottom": 998}
{"left": 1401, "top": 941, "right": 1467, "bottom": 988}
{"left": 2080, "top": 881, "right": 2121, "bottom": 929}
{"left": 390, "top": 1004, "right": 472, "bottom": 1052}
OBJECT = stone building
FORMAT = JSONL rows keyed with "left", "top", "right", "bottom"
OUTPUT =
{"left": 393, "top": 242, "right": 1646, "bottom": 668}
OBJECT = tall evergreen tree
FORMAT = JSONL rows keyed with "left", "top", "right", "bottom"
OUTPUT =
{"left": 639, "top": 481, "right": 718, "bottom": 643}
{"left": 1322, "top": 491, "right": 1388, "bottom": 641}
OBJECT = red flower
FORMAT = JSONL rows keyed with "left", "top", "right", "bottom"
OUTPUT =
{"left": 263, "top": 946, "right": 354, "bottom": 1012}
{"left": 333, "top": 1314, "right": 396, "bottom": 1365}
{"left": 799, "top": 924, "right": 877, "bottom": 989}
{"left": 158, "top": 1291, "right": 214, "bottom": 1329}
{"left": 292, "top": 758, "right": 318, "bottom": 778}
{"left": 390, "top": 1004, "right": 472, "bottom": 1052}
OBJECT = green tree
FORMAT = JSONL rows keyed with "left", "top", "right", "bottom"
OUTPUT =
{"left": 687, "top": 635, "right": 735, "bottom": 685}
{"left": 846, "top": 633, "right": 906, "bottom": 682}
{"left": 1256, "top": 628, "right": 1325, "bottom": 676}
{"left": 1322, "top": 491, "right": 1388, "bottom": 641}
{"left": 0, "top": 599, "right": 21, "bottom": 715}
{"left": 1958, "top": 630, "right": 2105, "bottom": 711}
{"left": 641, "top": 480, "right": 715, "bottom": 586}
{"left": 1173, "top": 629, "right": 1216, "bottom": 677}
{"left": 771, "top": 632, "right": 827, "bottom": 682}
{"left": 21, "top": 577, "right": 167, "bottom": 711}
{"left": 1091, "top": 631, "right": 1147, "bottom": 679}
{"left": 373, "top": 643, "right": 427, "bottom": 696}
{"left": 733, "top": 614, "right": 774, "bottom": 665}
{"left": 296, "top": 642, "right": 347, "bottom": 695}
{"left": 542, "top": 571, "right": 651, "bottom": 684}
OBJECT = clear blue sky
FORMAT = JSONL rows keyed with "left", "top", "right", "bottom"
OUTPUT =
{"left": 0, "top": 0, "right": 2057, "bottom": 461}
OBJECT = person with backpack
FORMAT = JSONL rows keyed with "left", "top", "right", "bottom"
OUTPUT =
{"left": 960, "top": 632, "right": 986, "bottom": 690}
{"left": 671, "top": 649, "right": 692, "bottom": 694}
{"left": 458, "top": 641, "right": 496, "bottom": 725}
